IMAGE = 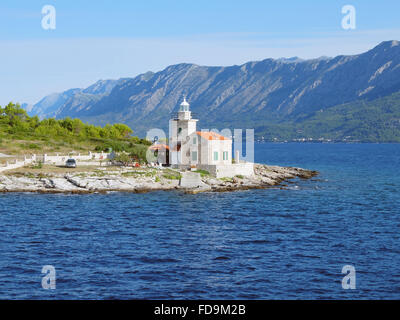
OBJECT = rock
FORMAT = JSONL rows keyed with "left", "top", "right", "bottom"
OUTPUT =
{"left": 0, "top": 163, "right": 318, "bottom": 194}
{"left": 261, "top": 177, "right": 276, "bottom": 185}
{"left": 179, "top": 172, "right": 203, "bottom": 189}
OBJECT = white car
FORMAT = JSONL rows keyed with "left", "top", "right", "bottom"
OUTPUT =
{"left": 65, "top": 159, "right": 77, "bottom": 168}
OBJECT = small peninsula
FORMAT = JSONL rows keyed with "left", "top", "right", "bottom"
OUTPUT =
{"left": 1, "top": 102, "right": 318, "bottom": 194}
{"left": 0, "top": 164, "right": 318, "bottom": 194}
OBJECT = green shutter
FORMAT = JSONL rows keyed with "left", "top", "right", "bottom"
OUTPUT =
{"left": 214, "top": 151, "right": 218, "bottom": 161}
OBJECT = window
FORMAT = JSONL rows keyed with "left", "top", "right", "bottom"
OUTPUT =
{"left": 193, "top": 137, "right": 197, "bottom": 145}
{"left": 178, "top": 127, "right": 182, "bottom": 134}
{"left": 213, "top": 151, "right": 219, "bottom": 161}
{"left": 192, "top": 151, "right": 197, "bottom": 161}
{"left": 223, "top": 151, "right": 228, "bottom": 160}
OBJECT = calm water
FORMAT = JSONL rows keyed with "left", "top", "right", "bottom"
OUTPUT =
{"left": 1, "top": 143, "right": 400, "bottom": 299}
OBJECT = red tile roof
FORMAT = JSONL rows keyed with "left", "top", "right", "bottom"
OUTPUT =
{"left": 149, "top": 144, "right": 170, "bottom": 150}
{"left": 196, "top": 131, "right": 231, "bottom": 141}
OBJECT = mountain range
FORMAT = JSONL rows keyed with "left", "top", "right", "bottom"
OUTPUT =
{"left": 25, "top": 40, "right": 400, "bottom": 142}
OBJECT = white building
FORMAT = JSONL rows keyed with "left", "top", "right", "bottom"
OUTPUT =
{"left": 169, "top": 97, "right": 198, "bottom": 166}
{"left": 168, "top": 97, "right": 254, "bottom": 178}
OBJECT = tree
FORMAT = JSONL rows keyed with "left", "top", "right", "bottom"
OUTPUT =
{"left": 112, "top": 123, "right": 133, "bottom": 138}
{"left": 114, "top": 153, "right": 132, "bottom": 166}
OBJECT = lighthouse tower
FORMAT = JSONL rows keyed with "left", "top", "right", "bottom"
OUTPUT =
{"left": 169, "top": 96, "right": 198, "bottom": 166}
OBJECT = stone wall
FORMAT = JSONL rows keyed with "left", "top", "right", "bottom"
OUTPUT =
{"left": 197, "top": 162, "right": 254, "bottom": 178}
{"left": 43, "top": 152, "right": 110, "bottom": 165}
{"left": 0, "top": 152, "right": 111, "bottom": 173}
{"left": 0, "top": 158, "right": 33, "bottom": 173}
{"left": 179, "top": 172, "right": 202, "bottom": 188}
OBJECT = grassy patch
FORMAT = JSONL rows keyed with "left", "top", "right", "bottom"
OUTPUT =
{"left": 163, "top": 169, "right": 181, "bottom": 180}
{"left": 4, "top": 164, "right": 109, "bottom": 176}
{"left": 77, "top": 173, "right": 88, "bottom": 178}
{"left": 121, "top": 170, "right": 156, "bottom": 178}
{"left": 19, "top": 142, "right": 41, "bottom": 150}
{"left": 37, "top": 173, "right": 52, "bottom": 179}
{"left": 194, "top": 169, "right": 210, "bottom": 177}
{"left": 90, "top": 170, "right": 106, "bottom": 177}
{"left": 31, "top": 161, "right": 43, "bottom": 169}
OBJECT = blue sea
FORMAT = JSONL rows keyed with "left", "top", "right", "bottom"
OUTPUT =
{"left": 1, "top": 143, "right": 400, "bottom": 299}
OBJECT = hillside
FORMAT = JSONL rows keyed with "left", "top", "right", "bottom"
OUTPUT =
{"left": 0, "top": 103, "right": 150, "bottom": 160}
{"left": 254, "top": 91, "right": 400, "bottom": 142}
{"left": 25, "top": 40, "right": 400, "bottom": 141}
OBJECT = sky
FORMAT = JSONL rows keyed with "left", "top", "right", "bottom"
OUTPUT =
{"left": 0, "top": 0, "right": 400, "bottom": 106}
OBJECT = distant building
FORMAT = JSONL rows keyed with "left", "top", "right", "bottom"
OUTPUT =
{"left": 167, "top": 96, "right": 254, "bottom": 178}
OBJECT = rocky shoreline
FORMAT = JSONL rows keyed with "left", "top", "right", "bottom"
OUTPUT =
{"left": 0, "top": 164, "right": 318, "bottom": 194}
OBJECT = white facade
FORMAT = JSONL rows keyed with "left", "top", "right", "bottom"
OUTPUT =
{"left": 169, "top": 97, "right": 198, "bottom": 166}
{"left": 168, "top": 96, "right": 254, "bottom": 178}
{"left": 194, "top": 132, "right": 232, "bottom": 166}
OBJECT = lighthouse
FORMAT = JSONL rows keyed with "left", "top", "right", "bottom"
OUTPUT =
{"left": 169, "top": 96, "right": 198, "bottom": 165}
{"left": 166, "top": 95, "right": 252, "bottom": 179}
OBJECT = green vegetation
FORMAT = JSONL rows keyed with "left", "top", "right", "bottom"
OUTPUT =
{"left": 163, "top": 169, "right": 182, "bottom": 180}
{"left": 194, "top": 169, "right": 210, "bottom": 177}
{"left": 31, "top": 161, "right": 43, "bottom": 169}
{"left": 91, "top": 170, "right": 106, "bottom": 177}
{"left": 114, "top": 153, "right": 132, "bottom": 166}
{"left": 253, "top": 91, "right": 400, "bottom": 142}
{"left": 198, "top": 91, "right": 400, "bottom": 143}
{"left": 121, "top": 170, "right": 156, "bottom": 178}
{"left": 0, "top": 102, "right": 151, "bottom": 160}
{"left": 4, "top": 164, "right": 124, "bottom": 177}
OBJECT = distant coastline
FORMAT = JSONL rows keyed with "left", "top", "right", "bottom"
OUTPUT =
{"left": 255, "top": 140, "right": 400, "bottom": 144}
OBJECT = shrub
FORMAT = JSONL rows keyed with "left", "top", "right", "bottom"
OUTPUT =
{"left": 194, "top": 169, "right": 210, "bottom": 177}
{"left": 114, "top": 153, "right": 132, "bottom": 166}
{"left": 26, "top": 143, "right": 41, "bottom": 150}
{"left": 163, "top": 169, "right": 181, "bottom": 180}
{"left": 31, "top": 161, "right": 43, "bottom": 169}
{"left": 0, "top": 102, "right": 156, "bottom": 160}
